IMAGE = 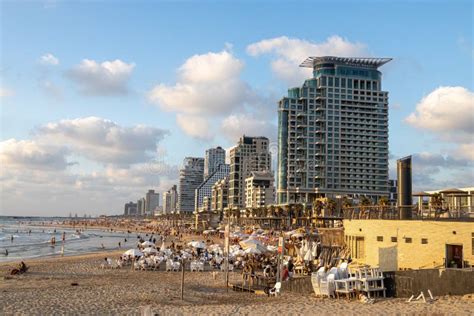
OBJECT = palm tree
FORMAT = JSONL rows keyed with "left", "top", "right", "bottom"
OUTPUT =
{"left": 360, "top": 196, "right": 372, "bottom": 219}
{"left": 430, "top": 193, "right": 445, "bottom": 218}
{"left": 378, "top": 196, "right": 389, "bottom": 219}
{"left": 326, "top": 198, "right": 337, "bottom": 216}
{"left": 312, "top": 199, "right": 324, "bottom": 217}
{"left": 342, "top": 197, "right": 353, "bottom": 218}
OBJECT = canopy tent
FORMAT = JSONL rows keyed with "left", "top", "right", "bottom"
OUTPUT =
{"left": 141, "top": 241, "right": 155, "bottom": 247}
{"left": 188, "top": 241, "right": 206, "bottom": 249}
{"left": 143, "top": 247, "right": 158, "bottom": 255}
{"left": 124, "top": 249, "right": 143, "bottom": 257}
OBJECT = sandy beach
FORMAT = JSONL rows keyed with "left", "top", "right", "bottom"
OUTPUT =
{"left": 1, "top": 251, "right": 473, "bottom": 315}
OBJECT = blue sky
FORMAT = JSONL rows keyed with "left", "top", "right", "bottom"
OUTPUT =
{"left": 1, "top": 0, "right": 473, "bottom": 215}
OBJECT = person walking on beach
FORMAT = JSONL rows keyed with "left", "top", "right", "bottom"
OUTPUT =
{"left": 4, "top": 249, "right": 8, "bottom": 256}
{"left": 10, "top": 235, "right": 14, "bottom": 242}
{"left": 118, "top": 242, "right": 121, "bottom": 248}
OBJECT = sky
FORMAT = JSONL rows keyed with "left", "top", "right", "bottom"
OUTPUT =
{"left": 0, "top": 0, "right": 473, "bottom": 216}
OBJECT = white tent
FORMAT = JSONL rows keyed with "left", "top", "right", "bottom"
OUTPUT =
{"left": 142, "top": 241, "right": 155, "bottom": 247}
{"left": 239, "top": 238, "right": 267, "bottom": 253}
{"left": 245, "top": 247, "right": 262, "bottom": 255}
{"left": 188, "top": 241, "right": 206, "bottom": 249}
{"left": 143, "top": 247, "right": 158, "bottom": 255}
{"left": 124, "top": 249, "right": 143, "bottom": 257}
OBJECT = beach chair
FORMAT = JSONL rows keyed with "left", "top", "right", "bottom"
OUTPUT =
{"left": 172, "top": 261, "right": 181, "bottom": 271}
{"left": 269, "top": 282, "right": 281, "bottom": 297}
{"left": 319, "top": 274, "right": 336, "bottom": 298}
{"left": 166, "top": 259, "right": 174, "bottom": 271}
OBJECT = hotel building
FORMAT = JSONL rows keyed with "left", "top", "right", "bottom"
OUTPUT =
{"left": 277, "top": 56, "right": 391, "bottom": 204}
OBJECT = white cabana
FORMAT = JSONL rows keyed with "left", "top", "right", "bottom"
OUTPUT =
{"left": 188, "top": 241, "right": 206, "bottom": 249}
{"left": 124, "top": 249, "right": 143, "bottom": 257}
{"left": 142, "top": 241, "right": 155, "bottom": 247}
{"left": 143, "top": 247, "right": 158, "bottom": 255}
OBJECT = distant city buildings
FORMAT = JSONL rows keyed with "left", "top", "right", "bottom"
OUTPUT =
{"left": 277, "top": 56, "right": 391, "bottom": 205}
{"left": 211, "top": 177, "right": 229, "bottom": 217}
{"left": 204, "top": 146, "right": 226, "bottom": 178}
{"left": 178, "top": 157, "right": 204, "bottom": 213}
{"left": 389, "top": 179, "right": 398, "bottom": 205}
{"left": 162, "top": 185, "right": 178, "bottom": 214}
{"left": 137, "top": 197, "right": 146, "bottom": 216}
{"left": 195, "top": 163, "right": 230, "bottom": 212}
{"left": 123, "top": 201, "right": 137, "bottom": 216}
{"left": 229, "top": 136, "right": 272, "bottom": 209}
{"left": 245, "top": 171, "right": 275, "bottom": 208}
{"left": 145, "top": 190, "right": 160, "bottom": 216}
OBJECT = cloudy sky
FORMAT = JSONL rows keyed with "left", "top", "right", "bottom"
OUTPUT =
{"left": 1, "top": 0, "right": 473, "bottom": 216}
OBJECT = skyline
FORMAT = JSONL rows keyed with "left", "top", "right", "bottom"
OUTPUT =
{"left": 1, "top": 0, "right": 473, "bottom": 216}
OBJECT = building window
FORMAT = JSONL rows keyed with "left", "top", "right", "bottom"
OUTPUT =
{"left": 405, "top": 237, "right": 412, "bottom": 243}
{"left": 421, "top": 238, "right": 428, "bottom": 244}
{"left": 472, "top": 233, "right": 474, "bottom": 255}
{"left": 391, "top": 237, "right": 397, "bottom": 242}
{"left": 376, "top": 236, "right": 383, "bottom": 242}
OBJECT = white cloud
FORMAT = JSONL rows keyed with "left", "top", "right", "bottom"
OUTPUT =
{"left": 67, "top": 59, "right": 135, "bottom": 96}
{"left": 176, "top": 114, "right": 213, "bottom": 141}
{"left": 148, "top": 48, "right": 268, "bottom": 140}
{"left": 0, "top": 87, "right": 15, "bottom": 97}
{"left": 247, "top": 35, "right": 369, "bottom": 85}
{"left": 405, "top": 86, "right": 474, "bottom": 142}
{"left": 0, "top": 139, "right": 69, "bottom": 171}
{"left": 40, "top": 53, "right": 59, "bottom": 65}
{"left": 0, "top": 118, "right": 177, "bottom": 216}
{"left": 220, "top": 113, "right": 276, "bottom": 144}
{"left": 149, "top": 50, "right": 251, "bottom": 116}
{"left": 34, "top": 117, "right": 168, "bottom": 165}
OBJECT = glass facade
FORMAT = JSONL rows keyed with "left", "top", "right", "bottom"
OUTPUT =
{"left": 277, "top": 57, "right": 390, "bottom": 204}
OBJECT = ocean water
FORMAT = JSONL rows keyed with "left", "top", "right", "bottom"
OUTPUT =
{"left": 0, "top": 216, "right": 136, "bottom": 263}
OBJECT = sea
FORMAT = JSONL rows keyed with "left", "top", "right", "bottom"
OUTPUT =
{"left": 0, "top": 216, "right": 134, "bottom": 263}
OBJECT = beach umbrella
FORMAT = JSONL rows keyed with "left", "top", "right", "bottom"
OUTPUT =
{"left": 239, "top": 239, "right": 267, "bottom": 253}
{"left": 143, "top": 247, "right": 158, "bottom": 255}
{"left": 266, "top": 245, "right": 278, "bottom": 252}
{"left": 304, "top": 249, "right": 314, "bottom": 261}
{"left": 142, "top": 241, "right": 155, "bottom": 247}
{"left": 188, "top": 241, "right": 206, "bottom": 249}
{"left": 124, "top": 249, "right": 143, "bottom": 257}
{"left": 245, "top": 247, "right": 262, "bottom": 255}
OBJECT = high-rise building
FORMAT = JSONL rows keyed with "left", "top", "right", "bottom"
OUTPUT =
{"left": 195, "top": 164, "right": 230, "bottom": 212}
{"left": 245, "top": 171, "right": 275, "bottom": 208}
{"left": 277, "top": 56, "right": 391, "bottom": 204}
{"left": 204, "top": 146, "right": 226, "bottom": 178}
{"left": 178, "top": 157, "right": 204, "bottom": 213}
{"left": 136, "top": 198, "right": 145, "bottom": 216}
{"left": 228, "top": 136, "right": 271, "bottom": 209}
{"left": 145, "top": 190, "right": 160, "bottom": 216}
{"left": 162, "top": 185, "right": 178, "bottom": 214}
{"left": 388, "top": 179, "right": 398, "bottom": 205}
{"left": 211, "top": 177, "right": 229, "bottom": 217}
{"left": 123, "top": 201, "right": 137, "bottom": 216}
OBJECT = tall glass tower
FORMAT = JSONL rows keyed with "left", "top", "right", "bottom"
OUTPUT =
{"left": 277, "top": 56, "right": 391, "bottom": 204}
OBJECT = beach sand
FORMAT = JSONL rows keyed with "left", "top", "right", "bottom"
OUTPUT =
{"left": 1, "top": 252, "right": 473, "bottom": 315}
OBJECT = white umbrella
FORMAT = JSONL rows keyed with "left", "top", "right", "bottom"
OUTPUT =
{"left": 143, "top": 247, "right": 158, "bottom": 255}
{"left": 188, "top": 241, "right": 206, "bottom": 249}
{"left": 240, "top": 239, "right": 267, "bottom": 253}
{"left": 142, "top": 241, "right": 155, "bottom": 247}
{"left": 124, "top": 249, "right": 143, "bottom": 257}
{"left": 245, "top": 248, "right": 262, "bottom": 255}
{"left": 266, "top": 245, "right": 278, "bottom": 252}
{"left": 304, "top": 249, "right": 314, "bottom": 261}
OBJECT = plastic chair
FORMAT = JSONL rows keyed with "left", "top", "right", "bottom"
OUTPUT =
{"left": 269, "top": 282, "right": 281, "bottom": 296}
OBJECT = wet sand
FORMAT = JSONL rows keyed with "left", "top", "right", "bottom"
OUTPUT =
{"left": 1, "top": 252, "right": 473, "bottom": 315}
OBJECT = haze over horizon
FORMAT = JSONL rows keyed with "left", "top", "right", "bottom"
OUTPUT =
{"left": 1, "top": 0, "right": 473, "bottom": 216}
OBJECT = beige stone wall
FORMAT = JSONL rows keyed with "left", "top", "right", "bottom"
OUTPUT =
{"left": 343, "top": 220, "right": 474, "bottom": 271}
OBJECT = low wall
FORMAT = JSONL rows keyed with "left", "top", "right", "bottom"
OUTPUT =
{"left": 282, "top": 269, "right": 474, "bottom": 298}
{"left": 281, "top": 276, "right": 313, "bottom": 294}
{"left": 392, "top": 268, "right": 474, "bottom": 297}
